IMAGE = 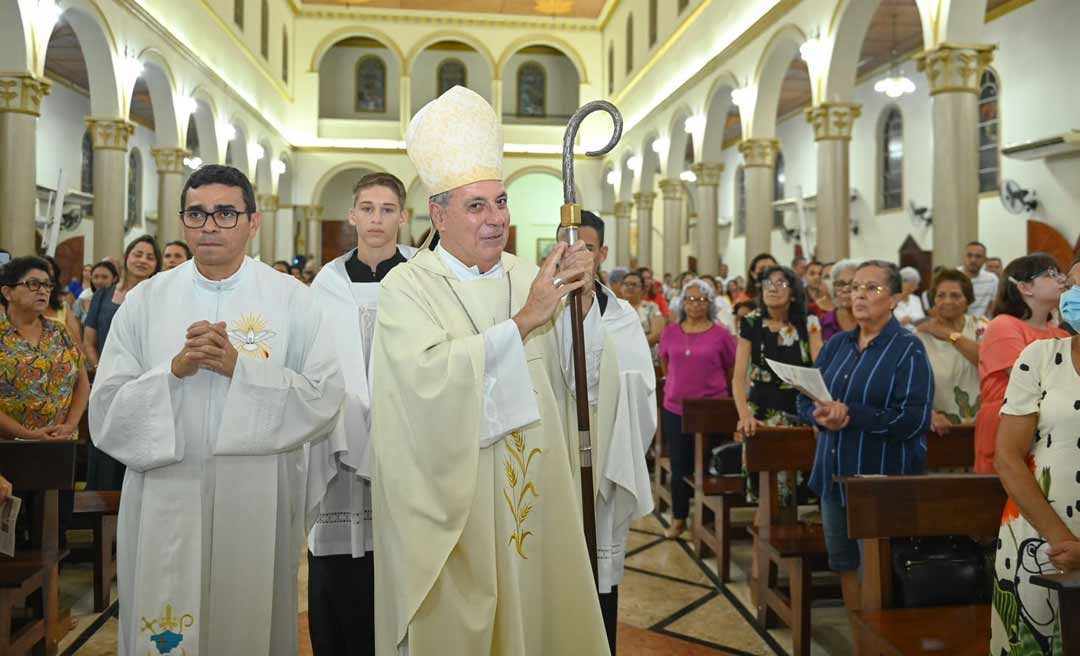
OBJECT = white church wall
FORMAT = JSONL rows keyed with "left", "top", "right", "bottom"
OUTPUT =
{"left": 507, "top": 172, "right": 563, "bottom": 267}
{"left": 501, "top": 53, "right": 580, "bottom": 121}
{"left": 318, "top": 45, "right": 401, "bottom": 120}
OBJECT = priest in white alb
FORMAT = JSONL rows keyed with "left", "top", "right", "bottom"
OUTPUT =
{"left": 369, "top": 86, "right": 614, "bottom": 656}
{"left": 89, "top": 165, "right": 345, "bottom": 656}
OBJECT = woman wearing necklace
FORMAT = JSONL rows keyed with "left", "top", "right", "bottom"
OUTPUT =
{"left": 916, "top": 269, "right": 988, "bottom": 435}
{"left": 657, "top": 279, "right": 737, "bottom": 538}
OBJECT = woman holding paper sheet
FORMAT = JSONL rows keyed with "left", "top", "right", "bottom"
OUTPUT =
{"left": 795, "top": 260, "right": 934, "bottom": 612}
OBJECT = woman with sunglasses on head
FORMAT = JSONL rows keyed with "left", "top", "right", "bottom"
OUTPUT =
{"left": 973, "top": 253, "right": 1069, "bottom": 474}
{"left": 0, "top": 256, "right": 89, "bottom": 442}
{"left": 657, "top": 278, "right": 737, "bottom": 538}
{"left": 84, "top": 235, "right": 161, "bottom": 490}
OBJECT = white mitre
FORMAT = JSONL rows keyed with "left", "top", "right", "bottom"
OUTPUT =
{"left": 406, "top": 86, "right": 504, "bottom": 196}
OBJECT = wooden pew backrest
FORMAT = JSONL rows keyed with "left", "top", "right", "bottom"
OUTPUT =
{"left": 925, "top": 424, "right": 975, "bottom": 469}
{"left": 0, "top": 441, "right": 76, "bottom": 490}
{"left": 680, "top": 398, "right": 739, "bottom": 434}
{"left": 844, "top": 474, "right": 1005, "bottom": 540}
{"left": 743, "top": 427, "right": 816, "bottom": 473}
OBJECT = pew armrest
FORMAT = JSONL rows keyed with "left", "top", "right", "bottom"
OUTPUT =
{"left": 1030, "top": 571, "right": 1080, "bottom": 593}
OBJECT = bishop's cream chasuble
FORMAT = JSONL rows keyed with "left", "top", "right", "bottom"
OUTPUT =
{"left": 88, "top": 258, "right": 344, "bottom": 656}
{"left": 370, "top": 248, "right": 613, "bottom": 656}
{"left": 306, "top": 246, "right": 416, "bottom": 557}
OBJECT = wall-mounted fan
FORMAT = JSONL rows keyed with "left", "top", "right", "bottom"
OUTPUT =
{"left": 999, "top": 179, "right": 1038, "bottom": 215}
{"left": 909, "top": 200, "right": 932, "bottom": 227}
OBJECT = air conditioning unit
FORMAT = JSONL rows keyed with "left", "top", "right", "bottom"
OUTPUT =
{"left": 1001, "top": 130, "right": 1080, "bottom": 161}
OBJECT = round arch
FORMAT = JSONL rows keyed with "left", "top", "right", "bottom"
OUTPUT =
{"left": 824, "top": 0, "right": 929, "bottom": 102}
{"left": 254, "top": 137, "right": 273, "bottom": 192}
{"left": 308, "top": 25, "right": 405, "bottom": 73}
{"left": 638, "top": 131, "right": 661, "bottom": 192}
{"left": 749, "top": 24, "right": 808, "bottom": 139}
{"left": 188, "top": 86, "right": 219, "bottom": 164}
{"left": 273, "top": 152, "right": 293, "bottom": 201}
{"left": 225, "top": 116, "right": 250, "bottom": 177}
{"left": 52, "top": 3, "right": 122, "bottom": 117}
{"left": 702, "top": 71, "right": 740, "bottom": 157}
{"left": 496, "top": 35, "right": 589, "bottom": 83}
{"left": 0, "top": 2, "right": 30, "bottom": 72}
{"left": 504, "top": 164, "right": 582, "bottom": 201}
{"left": 664, "top": 104, "right": 694, "bottom": 177}
{"left": 404, "top": 31, "right": 497, "bottom": 79}
{"left": 600, "top": 164, "right": 616, "bottom": 213}
{"left": 309, "top": 160, "right": 385, "bottom": 207}
{"left": 134, "top": 50, "right": 181, "bottom": 148}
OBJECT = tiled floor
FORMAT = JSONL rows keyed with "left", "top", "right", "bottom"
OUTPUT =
{"left": 56, "top": 512, "right": 856, "bottom": 655}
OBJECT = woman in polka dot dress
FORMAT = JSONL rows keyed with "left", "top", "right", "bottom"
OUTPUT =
{"left": 990, "top": 334, "right": 1080, "bottom": 655}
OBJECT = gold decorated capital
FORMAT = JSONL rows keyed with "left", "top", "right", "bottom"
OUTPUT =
{"left": 0, "top": 74, "right": 51, "bottom": 116}
{"left": 613, "top": 201, "right": 633, "bottom": 220}
{"left": 257, "top": 194, "right": 280, "bottom": 213}
{"left": 804, "top": 103, "right": 862, "bottom": 141}
{"left": 915, "top": 43, "right": 996, "bottom": 95}
{"left": 738, "top": 138, "right": 780, "bottom": 168}
{"left": 301, "top": 205, "right": 323, "bottom": 222}
{"left": 85, "top": 117, "right": 135, "bottom": 151}
{"left": 658, "top": 178, "right": 683, "bottom": 201}
{"left": 150, "top": 147, "right": 191, "bottom": 175}
{"left": 690, "top": 162, "right": 724, "bottom": 186}
{"left": 632, "top": 191, "right": 656, "bottom": 211}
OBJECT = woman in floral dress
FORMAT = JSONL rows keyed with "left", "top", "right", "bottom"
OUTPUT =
{"left": 991, "top": 329, "right": 1080, "bottom": 654}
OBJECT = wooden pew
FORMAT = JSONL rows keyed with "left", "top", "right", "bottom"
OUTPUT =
{"left": 743, "top": 426, "right": 824, "bottom": 656}
{"left": 651, "top": 374, "right": 672, "bottom": 513}
{"left": 1029, "top": 571, "right": 1080, "bottom": 653}
{"left": 72, "top": 491, "right": 121, "bottom": 613}
{"left": 843, "top": 474, "right": 1005, "bottom": 656}
{"left": 0, "top": 440, "right": 76, "bottom": 656}
{"left": 925, "top": 423, "right": 974, "bottom": 469}
{"left": 680, "top": 398, "right": 749, "bottom": 581}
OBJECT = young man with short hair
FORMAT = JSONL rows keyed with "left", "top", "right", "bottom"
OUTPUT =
{"left": 960, "top": 241, "right": 999, "bottom": 317}
{"left": 305, "top": 171, "right": 416, "bottom": 656}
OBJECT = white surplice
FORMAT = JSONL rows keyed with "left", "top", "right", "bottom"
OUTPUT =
{"left": 305, "top": 245, "right": 415, "bottom": 558}
{"left": 88, "top": 257, "right": 344, "bottom": 656}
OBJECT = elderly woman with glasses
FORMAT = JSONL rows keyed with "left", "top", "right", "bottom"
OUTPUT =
{"left": 657, "top": 278, "right": 737, "bottom": 538}
{"left": 0, "top": 256, "right": 89, "bottom": 441}
{"left": 796, "top": 260, "right": 934, "bottom": 612}
{"left": 819, "top": 259, "right": 861, "bottom": 342}
{"left": 973, "top": 253, "right": 1069, "bottom": 474}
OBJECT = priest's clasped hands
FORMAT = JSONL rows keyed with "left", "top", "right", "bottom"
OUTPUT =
{"left": 171, "top": 321, "right": 239, "bottom": 379}
{"left": 513, "top": 240, "right": 595, "bottom": 340}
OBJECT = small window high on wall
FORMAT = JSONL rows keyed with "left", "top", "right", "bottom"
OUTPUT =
{"left": 234, "top": 0, "right": 244, "bottom": 29}
{"left": 625, "top": 16, "right": 634, "bottom": 74}
{"left": 773, "top": 151, "right": 785, "bottom": 229}
{"left": 260, "top": 0, "right": 269, "bottom": 59}
{"left": 356, "top": 56, "right": 387, "bottom": 113}
{"left": 678, "top": 0, "right": 690, "bottom": 13}
{"left": 126, "top": 149, "right": 140, "bottom": 232}
{"left": 81, "top": 131, "right": 94, "bottom": 195}
{"left": 282, "top": 29, "right": 288, "bottom": 82}
{"left": 880, "top": 107, "right": 903, "bottom": 210}
{"left": 978, "top": 69, "right": 1000, "bottom": 194}
{"left": 437, "top": 59, "right": 467, "bottom": 96}
{"left": 607, "top": 45, "right": 614, "bottom": 95}
{"left": 648, "top": 0, "right": 657, "bottom": 47}
{"left": 517, "top": 62, "right": 546, "bottom": 118}
{"left": 735, "top": 165, "right": 746, "bottom": 237}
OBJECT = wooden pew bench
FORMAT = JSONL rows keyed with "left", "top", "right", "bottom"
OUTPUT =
{"left": 842, "top": 474, "right": 1006, "bottom": 656}
{"left": 72, "top": 491, "right": 121, "bottom": 613}
{"left": 681, "top": 398, "right": 750, "bottom": 581}
{"left": 743, "top": 426, "right": 826, "bottom": 656}
{"left": 651, "top": 375, "right": 672, "bottom": 514}
{"left": 0, "top": 440, "right": 76, "bottom": 656}
{"left": 1029, "top": 571, "right": 1080, "bottom": 654}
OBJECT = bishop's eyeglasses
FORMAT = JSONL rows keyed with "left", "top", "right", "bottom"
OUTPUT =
{"left": 180, "top": 208, "right": 251, "bottom": 229}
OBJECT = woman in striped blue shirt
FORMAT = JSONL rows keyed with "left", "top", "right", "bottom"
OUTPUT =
{"left": 796, "top": 260, "right": 934, "bottom": 612}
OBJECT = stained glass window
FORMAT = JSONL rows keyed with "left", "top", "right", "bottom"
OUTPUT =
{"left": 625, "top": 16, "right": 634, "bottom": 74}
{"left": 517, "top": 62, "right": 546, "bottom": 118}
{"left": 260, "top": 0, "right": 269, "bottom": 59}
{"left": 355, "top": 56, "right": 387, "bottom": 113}
{"left": 881, "top": 107, "right": 903, "bottom": 210}
{"left": 735, "top": 165, "right": 745, "bottom": 237}
{"left": 437, "top": 59, "right": 467, "bottom": 96}
{"left": 773, "top": 151, "right": 785, "bottom": 229}
{"left": 126, "top": 149, "right": 140, "bottom": 232}
{"left": 81, "top": 131, "right": 94, "bottom": 195}
{"left": 978, "top": 69, "right": 1000, "bottom": 194}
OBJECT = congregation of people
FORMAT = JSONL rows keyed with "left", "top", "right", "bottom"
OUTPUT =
{"left": 2, "top": 91, "right": 1079, "bottom": 656}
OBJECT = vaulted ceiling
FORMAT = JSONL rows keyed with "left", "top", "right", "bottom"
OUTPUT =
{"left": 300, "top": 0, "right": 607, "bottom": 19}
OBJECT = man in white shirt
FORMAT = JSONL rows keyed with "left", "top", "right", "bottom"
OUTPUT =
{"left": 305, "top": 172, "right": 416, "bottom": 656}
{"left": 960, "top": 241, "right": 999, "bottom": 318}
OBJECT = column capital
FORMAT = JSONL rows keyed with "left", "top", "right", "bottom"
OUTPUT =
{"left": 804, "top": 102, "right": 862, "bottom": 141}
{"left": 690, "top": 162, "right": 724, "bottom": 186}
{"left": 85, "top": 117, "right": 135, "bottom": 151}
{"left": 657, "top": 178, "right": 683, "bottom": 201}
{"left": 738, "top": 138, "right": 780, "bottom": 168}
{"left": 0, "top": 74, "right": 51, "bottom": 116}
{"left": 296, "top": 205, "right": 323, "bottom": 221}
{"left": 632, "top": 191, "right": 656, "bottom": 210}
{"left": 613, "top": 201, "right": 633, "bottom": 219}
{"left": 150, "top": 146, "right": 191, "bottom": 174}
{"left": 915, "top": 43, "right": 996, "bottom": 95}
{"left": 257, "top": 194, "right": 280, "bottom": 213}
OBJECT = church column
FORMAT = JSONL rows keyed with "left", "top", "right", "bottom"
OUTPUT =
{"left": 151, "top": 147, "right": 190, "bottom": 246}
{"left": 658, "top": 178, "right": 683, "bottom": 276}
{"left": 631, "top": 191, "right": 655, "bottom": 268}
{"left": 613, "top": 200, "right": 632, "bottom": 267}
{"left": 399, "top": 75, "right": 411, "bottom": 139}
{"left": 304, "top": 205, "right": 323, "bottom": 265}
{"left": 274, "top": 204, "right": 294, "bottom": 261}
{"left": 257, "top": 193, "right": 278, "bottom": 261}
{"left": 0, "top": 74, "right": 50, "bottom": 256}
{"left": 805, "top": 102, "right": 860, "bottom": 262}
{"left": 492, "top": 79, "right": 503, "bottom": 121}
{"left": 738, "top": 138, "right": 778, "bottom": 263}
{"left": 915, "top": 44, "right": 995, "bottom": 268}
{"left": 86, "top": 117, "right": 135, "bottom": 262}
{"left": 690, "top": 162, "right": 723, "bottom": 275}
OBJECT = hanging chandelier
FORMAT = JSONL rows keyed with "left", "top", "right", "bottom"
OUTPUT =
{"left": 874, "top": 10, "right": 915, "bottom": 99}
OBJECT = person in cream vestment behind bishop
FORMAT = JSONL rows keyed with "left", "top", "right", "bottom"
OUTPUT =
{"left": 369, "top": 86, "right": 615, "bottom": 656}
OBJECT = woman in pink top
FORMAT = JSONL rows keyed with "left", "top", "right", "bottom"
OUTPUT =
{"left": 658, "top": 278, "right": 737, "bottom": 538}
{"left": 974, "top": 253, "right": 1068, "bottom": 473}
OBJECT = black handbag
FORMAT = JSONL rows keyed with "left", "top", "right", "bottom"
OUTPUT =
{"left": 709, "top": 441, "right": 743, "bottom": 476}
{"left": 890, "top": 535, "right": 992, "bottom": 608}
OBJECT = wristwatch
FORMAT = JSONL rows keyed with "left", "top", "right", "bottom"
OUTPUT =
{"left": 948, "top": 332, "right": 963, "bottom": 343}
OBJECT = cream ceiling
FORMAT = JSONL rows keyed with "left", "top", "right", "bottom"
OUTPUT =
{"left": 300, "top": 0, "right": 608, "bottom": 19}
